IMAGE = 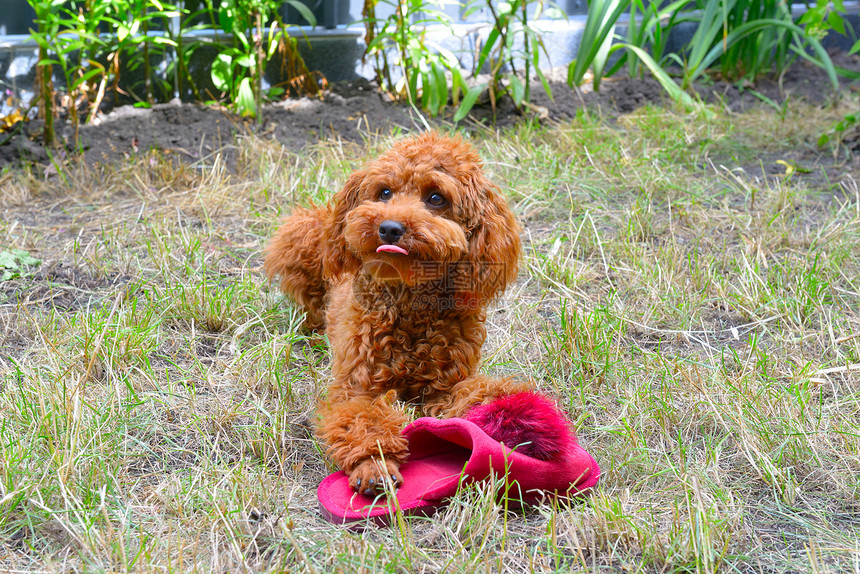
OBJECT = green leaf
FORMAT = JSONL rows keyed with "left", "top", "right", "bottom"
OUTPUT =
{"left": 211, "top": 54, "right": 233, "bottom": 93}
{"left": 536, "top": 67, "right": 553, "bottom": 102}
{"left": 366, "top": 36, "right": 388, "bottom": 53}
{"left": 509, "top": 74, "right": 525, "bottom": 106}
{"left": 267, "top": 25, "right": 280, "bottom": 59}
{"left": 0, "top": 249, "right": 41, "bottom": 281}
{"left": 234, "top": 28, "right": 250, "bottom": 51}
{"left": 433, "top": 62, "right": 448, "bottom": 114}
{"left": 407, "top": 70, "right": 420, "bottom": 105}
{"left": 236, "top": 77, "right": 256, "bottom": 117}
{"left": 435, "top": 45, "right": 460, "bottom": 68}
{"left": 283, "top": 0, "right": 317, "bottom": 26}
{"left": 118, "top": 21, "right": 139, "bottom": 42}
{"left": 0, "top": 249, "right": 40, "bottom": 269}
{"left": 151, "top": 36, "right": 179, "bottom": 47}
{"left": 218, "top": 7, "right": 234, "bottom": 33}
{"left": 685, "top": 0, "right": 738, "bottom": 80}
{"left": 463, "top": 3, "right": 484, "bottom": 18}
{"left": 450, "top": 68, "right": 464, "bottom": 105}
{"left": 421, "top": 70, "right": 432, "bottom": 109}
{"left": 454, "top": 84, "right": 485, "bottom": 123}
{"left": 835, "top": 65, "right": 860, "bottom": 80}
{"left": 476, "top": 28, "right": 501, "bottom": 74}
{"left": 590, "top": 21, "right": 616, "bottom": 91}
{"left": 72, "top": 67, "right": 105, "bottom": 89}
{"left": 235, "top": 54, "right": 254, "bottom": 68}
{"left": 826, "top": 11, "right": 846, "bottom": 35}
{"left": 568, "top": 0, "right": 630, "bottom": 88}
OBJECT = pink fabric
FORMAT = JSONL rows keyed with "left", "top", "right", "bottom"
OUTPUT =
{"left": 317, "top": 417, "right": 600, "bottom": 526}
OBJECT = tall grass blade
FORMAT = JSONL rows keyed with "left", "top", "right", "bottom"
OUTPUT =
{"left": 684, "top": 0, "right": 738, "bottom": 87}
{"left": 697, "top": 19, "right": 839, "bottom": 89}
{"left": 619, "top": 43, "right": 705, "bottom": 114}
{"left": 568, "top": 0, "right": 630, "bottom": 89}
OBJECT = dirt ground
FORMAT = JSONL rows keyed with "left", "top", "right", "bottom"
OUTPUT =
{"left": 2, "top": 52, "right": 859, "bottom": 170}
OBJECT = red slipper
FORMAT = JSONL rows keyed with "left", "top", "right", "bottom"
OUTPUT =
{"left": 317, "top": 399, "right": 599, "bottom": 526}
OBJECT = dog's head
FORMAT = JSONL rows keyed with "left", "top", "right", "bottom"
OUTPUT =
{"left": 323, "top": 132, "right": 521, "bottom": 304}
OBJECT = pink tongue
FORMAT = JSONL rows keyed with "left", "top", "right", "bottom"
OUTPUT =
{"left": 376, "top": 244, "right": 409, "bottom": 255}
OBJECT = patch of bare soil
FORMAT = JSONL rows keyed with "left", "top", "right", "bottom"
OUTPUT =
{"left": 2, "top": 51, "right": 859, "bottom": 170}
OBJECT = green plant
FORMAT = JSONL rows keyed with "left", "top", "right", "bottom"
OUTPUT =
{"left": 209, "top": 0, "right": 315, "bottom": 120}
{"left": 568, "top": 0, "right": 840, "bottom": 104}
{"left": 567, "top": 0, "right": 629, "bottom": 92}
{"left": 800, "top": 0, "right": 852, "bottom": 44}
{"left": 363, "top": 0, "right": 466, "bottom": 117}
{"left": 110, "top": 0, "right": 184, "bottom": 105}
{"left": 620, "top": 0, "right": 688, "bottom": 80}
{"left": 799, "top": 0, "right": 860, "bottom": 78}
{"left": 28, "top": 0, "right": 56, "bottom": 147}
{"left": 27, "top": 0, "right": 169, "bottom": 143}
{"left": 677, "top": 0, "right": 837, "bottom": 89}
{"left": 459, "top": 0, "right": 562, "bottom": 118}
{"left": 28, "top": 0, "right": 108, "bottom": 146}
{"left": 817, "top": 110, "right": 860, "bottom": 150}
{"left": 42, "top": 0, "right": 115, "bottom": 143}
{"left": 0, "top": 249, "right": 41, "bottom": 280}
{"left": 567, "top": 0, "right": 700, "bottom": 110}
{"left": 23, "top": 0, "right": 323, "bottom": 127}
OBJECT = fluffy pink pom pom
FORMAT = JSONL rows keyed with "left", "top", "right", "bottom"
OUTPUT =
{"left": 464, "top": 392, "right": 575, "bottom": 460}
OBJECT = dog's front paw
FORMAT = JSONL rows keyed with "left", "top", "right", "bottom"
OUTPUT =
{"left": 349, "top": 458, "right": 403, "bottom": 497}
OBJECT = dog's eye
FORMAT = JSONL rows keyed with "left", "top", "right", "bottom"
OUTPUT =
{"left": 426, "top": 192, "right": 447, "bottom": 207}
{"left": 379, "top": 188, "right": 392, "bottom": 201}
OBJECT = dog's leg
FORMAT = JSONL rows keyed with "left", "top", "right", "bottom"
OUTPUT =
{"left": 317, "top": 390, "right": 410, "bottom": 496}
{"left": 422, "top": 374, "right": 533, "bottom": 418}
{"left": 263, "top": 206, "right": 330, "bottom": 330}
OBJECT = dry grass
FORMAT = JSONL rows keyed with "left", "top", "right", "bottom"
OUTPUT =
{"left": 1, "top": 98, "right": 859, "bottom": 573}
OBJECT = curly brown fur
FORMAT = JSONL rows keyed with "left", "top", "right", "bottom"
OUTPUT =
{"left": 263, "top": 206, "right": 329, "bottom": 331}
{"left": 263, "top": 132, "right": 532, "bottom": 495}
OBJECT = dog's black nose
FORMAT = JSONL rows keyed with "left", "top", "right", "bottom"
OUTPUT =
{"left": 378, "top": 220, "right": 406, "bottom": 243}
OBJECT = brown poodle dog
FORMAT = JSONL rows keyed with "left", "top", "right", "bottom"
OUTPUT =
{"left": 264, "top": 132, "right": 531, "bottom": 496}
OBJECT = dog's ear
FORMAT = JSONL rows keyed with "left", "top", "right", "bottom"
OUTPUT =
{"left": 460, "top": 177, "right": 522, "bottom": 304}
{"left": 322, "top": 170, "right": 365, "bottom": 279}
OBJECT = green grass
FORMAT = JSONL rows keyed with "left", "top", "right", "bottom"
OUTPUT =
{"left": 1, "top": 98, "right": 859, "bottom": 572}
